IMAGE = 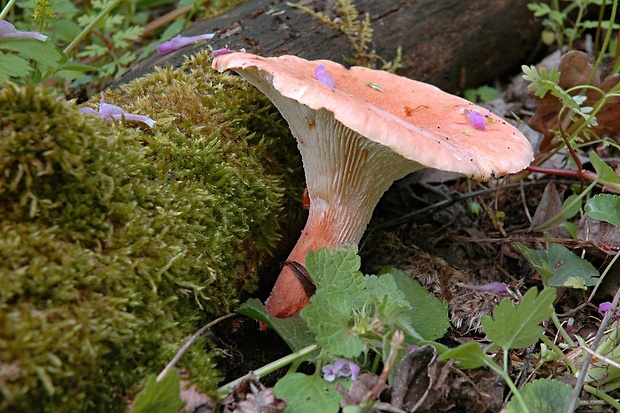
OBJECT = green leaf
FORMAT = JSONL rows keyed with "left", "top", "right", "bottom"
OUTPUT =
{"left": 0, "top": 38, "right": 64, "bottom": 68}
{"left": 236, "top": 298, "right": 315, "bottom": 352}
{"left": 306, "top": 248, "right": 359, "bottom": 286}
{"left": 464, "top": 85, "right": 501, "bottom": 103}
{"left": 380, "top": 267, "right": 449, "bottom": 341}
{"left": 301, "top": 287, "right": 367, "bottom": 358}
{"left": 591, "top": 151, "right": 620, "bottom": 186}
{"left": 365, "top": 273, "right": 425, "bottom": 342}
{"left": 438, "top": 341, "right": 489, "bottom": 369}
{"left": 0, "top": 52, "right": 33, "bottom": 80}
{"left": 585, "top": 194, "right": 620, "bottom": 228}
{"left": 504, "top": 379, "right": 575, "bottom": 413}
{"left": 515, "top": 243, "right": 599, "bottom": 288}
{"left": 305, "top": 248, "right": 367, "bottom": 305}
{"left": 274, "top": 373, "right": 341, "bottom": 413}
{"left": 130, "top": 371, "right": 183, "bottom": 413}
{"left": 482, "top": 287, "right": 556, "bottom": 350}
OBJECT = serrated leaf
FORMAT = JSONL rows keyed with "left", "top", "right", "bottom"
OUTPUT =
{"left": 305, "top": 248, "right": 366, "bottom": 305}
{"left": 504, "top": 379, "right": 575, "bottom": 413}
{"left": 365, "top": 273, "right": 425, "bottom": 342}
{"left": 365, "top": 274, "right": 411, "bottom": 317}
{"left": 130, "top": 371, "right": 183, "bottom": 413}
{"left": 301, "top": 287, "right": 367, "bottom": 358}
{"left": 0, "top": 38, "right": 64, "bottom": 68}
{"left": 482, "top": 288, "right": 556, "bottom": 350}
{"left": 236, "top": 298, "right": 315, "bottom": 352}
{"left": 0, "top": 52, "right": 33, "bottom": 80}
{"left": 585, "top": 194, "right": 620, "bottom": 228}
{"left": 438, "top": 341, "right": 489, "bottom": 369}
{"left": 274, "top": 373, "right": 341, "bottom": 413}
{"left": 515, "top": 243, "right": 599, "bottom": 288}
{"left": 380, "top": 267, "right": 449, "bottom": 341}
{"left": 591, "top": 151, "right": 620, "bottom": 186}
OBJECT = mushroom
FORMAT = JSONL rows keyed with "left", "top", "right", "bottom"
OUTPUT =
{"left": 212, "top": 53, "right": 533, "bottom": 319}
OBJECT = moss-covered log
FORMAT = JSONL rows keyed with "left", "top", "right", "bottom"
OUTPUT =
{"left": 0, "top": 52, "right": 304, "bottom": 412}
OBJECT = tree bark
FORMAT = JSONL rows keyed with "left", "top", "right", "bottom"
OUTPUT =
{"left": 112, "top": 0, "right": 546, "bottom": 93}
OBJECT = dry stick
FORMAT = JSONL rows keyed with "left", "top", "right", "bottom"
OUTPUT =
{"left": 568, "top": 285, "right": 620, "bottom": 412}
{"left": 142, "top": 5, "right": 193, "bottom": 38}
{"left": 157, "top": 313, "right": 237, "bottom": 382}
{"left": 363, "top": 330, "right": 404, "bottom": 403}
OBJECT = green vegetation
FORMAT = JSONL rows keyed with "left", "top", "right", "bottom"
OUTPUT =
{"left": 0, "top": 50, "right": 304, "bottom": 411}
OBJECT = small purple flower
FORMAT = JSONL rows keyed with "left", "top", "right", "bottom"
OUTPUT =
{"left": 314, "top": 65, "right": 336, "bottom": 88}
{"left": 81, "top": 93, "right": 156, "bottom": 128}
{"left": 463, "top": 109, "right": 486, "bottom": 131}
{"left": 156, "top": 33, "right": 215, "bottom": 54}
{"left": 407, "top": 344, "right": 420, "bottom": 353}
{"left": 322, "top": 358, "right": 360, "bottom": 382}
{"left": 0, "top": 20, "right": 47, "bottom": 41}
{"left": 213, "top": 48, "right": 232, "bottom": 57}
{"left": 599, "top": 302, "right": 614, "bottom": 317}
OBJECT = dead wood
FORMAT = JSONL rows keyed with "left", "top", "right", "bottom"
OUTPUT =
{"left": 111, "top": 0, "right": 546, "bottom": 93}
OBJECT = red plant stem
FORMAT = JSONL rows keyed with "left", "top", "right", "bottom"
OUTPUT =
{"left": 526, "top": 165, "right": 597, "bottom": 181}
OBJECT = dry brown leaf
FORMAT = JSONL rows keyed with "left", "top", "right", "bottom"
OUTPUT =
{"left": 528, "top": 50, "right": 620, "bottom": 153}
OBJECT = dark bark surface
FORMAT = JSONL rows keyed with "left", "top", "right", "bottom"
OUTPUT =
{"left": 111, "top": 0, "right": 546, "bottom": 93}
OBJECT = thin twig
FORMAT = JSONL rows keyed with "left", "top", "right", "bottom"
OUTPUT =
{"left": 568, "top": 286, "right": 620, "bottom": 411}
{"left": 157, "top": 313, "right": 237, "bottom": 382}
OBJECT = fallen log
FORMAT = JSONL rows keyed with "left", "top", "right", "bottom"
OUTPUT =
{"left": 112, "top": 0, "right": 546, "bottom": 93}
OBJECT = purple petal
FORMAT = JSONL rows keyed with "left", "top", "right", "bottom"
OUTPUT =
{"left": 314, "top": 65, "right": 336, "bottom": 88}
{"left": 407, "top": 344, "right": 420, "bottom": 353}
{"left": 322, "top": 364, "right": 336, "bottom": 382}
{"left": 458, "top": 282, "right": 509, "bottom": 294}
{"left": 111, "top": 113, "right": 157, "bottom": 128}
{"left": 464, "top": 109, "right": 486, "bottom": 131}
{"left": 157, "top": 33, "right": 215, "bottom": 54}
{"left": 0, "top": 19, "right": 47, "bottom": 41}
{"left": 213, "top": 48, "right": 232, "bottom": 57}
{"left": 599, "top": 301, "right": 613, "bottom": 316}
{"left": 80, "top": 107, "right": 99, "bottom": 116}
{"left": 333, "top": 359, "right": 360, "bottom": 380}
{"left": 81, "top": 93, "right": 156, "bottom": 127}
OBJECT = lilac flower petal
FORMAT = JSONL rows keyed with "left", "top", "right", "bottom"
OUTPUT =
{"left": 213, "top": 48, "right": 232, "bottom": 57}
{"left": 322, "top": 364, "right": 336, "bottom": 382}
{"left": 80, "top": 107, "right": 99, "bottom": 116}
{"left": 81, "top": 93, "right": 156, "bottom": 128}
{"left": 458, "top": 282, "right": 509, "bottom": 294}
{"left": 157, "top": 33, "right": 215, "bottom": 54}
{"left": 464, "top": 109, "right": 486, "bottom": 131}
{"left": 407, "top": 344, "right": 420, "bottom": 353}
{"left": 111, "top": 113, "right": 157, "bottom": 128}
{"left": 0, "top": 19, "right": 48, "bottom": 41}
{"left": 333, "top": 359, "right": 360, "bottom": 380}
{"left": 314, "top": 65, "right": 336, "bottom": 88}
{"left": 599, "top": 301, "right": 613, "bottom": 316}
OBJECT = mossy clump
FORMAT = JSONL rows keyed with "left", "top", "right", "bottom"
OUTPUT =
{"left": 0, "top": 51, "right": 304, "bottom": 412}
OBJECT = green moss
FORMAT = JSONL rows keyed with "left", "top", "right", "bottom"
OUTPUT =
{"left": 0, "top": 51, "right": 304, "bottom": 411}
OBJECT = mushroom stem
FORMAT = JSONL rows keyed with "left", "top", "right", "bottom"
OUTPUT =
{"left": 265, "top": 197, "right": 367, "bottom": 318}
{"left": 265, "top": 108, "right": 421, "bottom": 318}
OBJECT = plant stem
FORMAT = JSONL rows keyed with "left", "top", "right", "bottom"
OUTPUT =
{"left": 484, "top": 356, "right": 530, "bottom": 413}
{"left": 63, "top": 0, "right": 123, "bottom": 56}
{"left": 0, "top": 0, "right": 17, "bottom": 20}
{"left": 539, "top": 333, "right": 576, "bottom": 373}
{"left": 550, "top": 312, "right": 576, "bottom": 349}
{"left": 583, "top": 384, "right": 620, "bottom": 410}
{"left": 568, "top": 282, "right": 620, "bottom": 411}
{"left": 216, "top": 344, "right": 320, "bottom": 398}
